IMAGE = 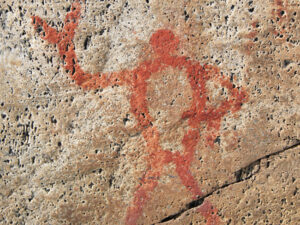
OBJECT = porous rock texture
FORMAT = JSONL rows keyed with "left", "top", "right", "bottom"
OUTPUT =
{"left": 0, "top": 0, "right": 299, "bottom": 224}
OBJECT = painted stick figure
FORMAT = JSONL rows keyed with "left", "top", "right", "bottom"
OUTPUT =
{"left": 32, "top": 1, "right": 247, "bottom": 224}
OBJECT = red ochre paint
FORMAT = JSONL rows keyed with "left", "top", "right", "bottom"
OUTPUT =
{"left": 32, "top": 1, "right": 247, "bottom": 224}
{"left": 197, "top": 200, "right": 220, "bottom": 225}
{"left": 271, "top": 0, "right": 290, "bottom": 36}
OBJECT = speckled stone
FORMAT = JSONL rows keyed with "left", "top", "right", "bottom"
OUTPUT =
{"left": 0, "top": 0, "right": 299, "bottom": 224}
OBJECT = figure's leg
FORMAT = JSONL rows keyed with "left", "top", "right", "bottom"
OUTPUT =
{"left": 174, "top": 129, "right": 220, "bottom": 224}
{"left": 125, "top": 168, "right": 161, "bottom": 225}
{"left": 174, "top": 161, "right": 203, "bottom": 198}
{"left": 197, "top": 200, "right": 220, "bottom": 225}
{"left": 125, "top": 127, "right": 172, "bottom": 225}
{"left": 173, "top": 129, "right": 203, "bottom": 198}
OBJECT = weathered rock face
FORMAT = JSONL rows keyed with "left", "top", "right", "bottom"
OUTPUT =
{"left": 0, "top": 0, "right": 299, "bottom": 225}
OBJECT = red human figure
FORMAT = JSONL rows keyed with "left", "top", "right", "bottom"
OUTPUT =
{"left": 32, "top": 1, "right": 247, "bottom": 224}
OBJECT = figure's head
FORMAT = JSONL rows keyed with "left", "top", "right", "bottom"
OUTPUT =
{"left": 150, "top": 29, "right": 179, "bottom": 56}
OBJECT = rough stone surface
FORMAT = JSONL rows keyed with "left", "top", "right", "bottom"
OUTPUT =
{"left": 161, "top": 146, "right": 300, "bottom": 225}
{"left": 0, "top": 0, "right": 299, "bottom": 225}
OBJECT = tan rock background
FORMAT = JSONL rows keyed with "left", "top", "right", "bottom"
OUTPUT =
{"left": 0, "top": 0, "right": 299, "bottom": 224}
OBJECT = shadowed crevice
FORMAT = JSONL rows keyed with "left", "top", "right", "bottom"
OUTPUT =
{"left": 156, "top": 140, "right": 300, "bottom": 224}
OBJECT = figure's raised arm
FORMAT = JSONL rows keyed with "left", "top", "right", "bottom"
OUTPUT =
{"left": 32, "top": 1, "right": 130, "bottom": 90}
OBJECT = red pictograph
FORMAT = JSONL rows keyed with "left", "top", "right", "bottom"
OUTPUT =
{"left": 32, "top": 1, "right": 247, "bottom": 224}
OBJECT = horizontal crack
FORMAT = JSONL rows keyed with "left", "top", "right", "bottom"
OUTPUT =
{"left": 156, "top": 140, "right": 300, "bottom": 224}
{"left": 234, "top": 140, "right": 300, "bottom": 182}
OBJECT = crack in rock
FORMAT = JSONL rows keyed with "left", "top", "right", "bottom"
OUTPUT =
{"left": 156, "top": 140, "right": 300, "bottom": 224}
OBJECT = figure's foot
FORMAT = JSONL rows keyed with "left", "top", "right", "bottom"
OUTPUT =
{"left": 197, "top": 200, "right": 220, "bottom": 225}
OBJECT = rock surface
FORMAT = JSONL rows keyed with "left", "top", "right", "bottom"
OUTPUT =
{"left": 0, "top": 0, "right": 299, "bottom": 224}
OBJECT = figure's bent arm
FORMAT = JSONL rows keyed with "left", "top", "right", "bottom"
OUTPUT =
{"left": 32, "top": 1, "right": 130, "bottom": 90}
